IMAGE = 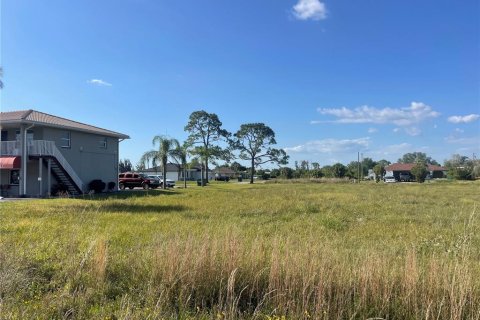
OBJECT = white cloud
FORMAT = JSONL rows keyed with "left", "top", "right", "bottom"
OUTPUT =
{"left": 292, "top": 0, "right": 327, "bottom": 21}
{"left": 393, "top": 128, "right": 400, "bottom": 133}
{"left": 404, "top": 127, "right": 421, "bottom": 136}
{"left": 284, "top": 137, "right": 370, "bottom": 154}
{"left": 372, "top": 143, "right": 412, "bottom": 157}
{"left": 87, "top": 79, "right": 112, "bottom": 86}
{"left": 454, "top": 128, "right": 464, "bottom": 133}
{"left": 368, "top": 127, "right": 378, "bottom": 133}
{"left": 444, "top": 136, "right": 480, "bottom": 145}
{"left": 447, "top": 114, "right": 479, "bottom": 124}
{"left": 315, "top": 102, "right": 440, "bottom": 126}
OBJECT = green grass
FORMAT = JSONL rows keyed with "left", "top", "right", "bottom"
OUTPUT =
{"left": 1, "top": 180, "right": 479, "bottom": 319}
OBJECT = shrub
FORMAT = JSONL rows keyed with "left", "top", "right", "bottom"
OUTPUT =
{"left": 88, "top": 180, "right": 106, "bottom": 193}
{"left": 411, "top": 161, "right": 428, "bottom": 183}
{"left": 51, "top": 183, "right": 68, "bottom": 196}
{"left": 107, "top": 181, "right": 116, "bottom": 191}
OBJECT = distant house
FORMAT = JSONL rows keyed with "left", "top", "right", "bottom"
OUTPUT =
{"left": 213, "top": 167, "right": 236, "bottom": 178}
{"left": 0, "top": 110, "right": 129, "bottom": 197}
{"left": 385, "top": 163, "right": 447, "bottom": 180}
{"left": 141, "top": 163, "right": 214, "bottom": 181}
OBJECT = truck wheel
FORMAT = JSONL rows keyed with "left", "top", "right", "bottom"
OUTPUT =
{"left": 143, "top": 183, "right": 149, "bottom": 190}
{"left": 119, "top": 183, "right": 125, "bottom": 190}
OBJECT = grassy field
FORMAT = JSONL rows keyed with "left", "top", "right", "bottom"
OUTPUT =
{"left": 1, "top": 180, "right": 479, "bottom": 319}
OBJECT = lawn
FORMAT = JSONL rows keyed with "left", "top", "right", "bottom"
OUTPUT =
{"left": 1, "top": 181, "right": 479, "bottom": 319}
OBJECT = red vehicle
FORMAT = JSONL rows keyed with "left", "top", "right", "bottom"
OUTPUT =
{"left": 118, "top": 172, "right": 155, "bottom": 190}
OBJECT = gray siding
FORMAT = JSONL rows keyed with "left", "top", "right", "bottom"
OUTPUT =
{"left": 42, "top": 127, "right": 120, "bottom": 190}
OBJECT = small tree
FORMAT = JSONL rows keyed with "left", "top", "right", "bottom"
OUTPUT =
{"left": 373, "top": 164, "right": 385, "bottom": 182}
{"left": 119, "top": 159, "right": 133, "bottom": 173}
{"left": 232, "top": 123, "right": 289, "bottom": 184}
{"left": 444, "top": 154, "right": 475, "bottom": 180}
{"left": 171, "top": 141, "right": 190, "bottom": 188}
{"left": 331, "top": 163, "right": 346, "bottom": 178}
{"left": 411, "top": 160, "right": 428, "bottom": 183}
{"left": 141, "top": 136, "right": 179, "bottom": 189}
{"left": 279, "top": 167, "right": 294, "bottom": 179}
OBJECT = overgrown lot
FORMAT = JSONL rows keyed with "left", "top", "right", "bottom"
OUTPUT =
{"left": 1, "top": 181, "right": 479, "bottom": 319}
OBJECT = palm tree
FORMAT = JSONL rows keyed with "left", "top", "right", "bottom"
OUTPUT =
{"left": 140, "top": 135, "right": 178, "bottom": 190}
{"left": 171, "top": 141, "right": 190, "bottom": 188}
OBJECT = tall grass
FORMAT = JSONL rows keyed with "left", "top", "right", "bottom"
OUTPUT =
{"left": 0, "top": 181, "right": 479, "bottom": 319}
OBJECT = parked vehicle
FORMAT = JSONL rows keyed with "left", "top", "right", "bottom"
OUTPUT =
{"left": 161, "top": 179, "right": 176, "bottom": 188}
{"left": 118, "top": 172, "right": 153, "bottom": 190}
{"left": 147, "top": 175, "right": 161, "bottom": 188}
{"left": 215, "top": 175, "right": 230, "bottom": 182}
{"left": 384, "top": 175, "right": 396, "bottom": 183}
{"left": 399, "top": 173, "right": 411, "bottom": 182}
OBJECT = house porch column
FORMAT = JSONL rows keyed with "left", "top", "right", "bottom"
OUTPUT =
{"left": 38, "top": 157, "right": 43, "bottom": 197}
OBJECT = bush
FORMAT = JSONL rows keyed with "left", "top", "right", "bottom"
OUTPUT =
{"left": 51, "top": 183, "right": 68, "bottom": 196}
{"left": 411, "top": 161, "right": 428, "bottom": 183}
{"left": 88, "top": 180, "right": 106, "bottom": 193}
{"left": 107, "top": 182, "right": 116, "bottom": 191}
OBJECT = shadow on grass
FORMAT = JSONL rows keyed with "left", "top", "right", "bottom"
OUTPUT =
{"left": 100, "top": 203, "right": 186, "bottom": 214}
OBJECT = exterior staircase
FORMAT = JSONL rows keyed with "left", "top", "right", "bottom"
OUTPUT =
{"left": 28, "top": 141, "right": 85, "bottom": 196}
{"left": 45, "top": 156, "right": 82, "bottom": 195}
{"left": 1, "top": 140, "right": 85, "bottom": 196}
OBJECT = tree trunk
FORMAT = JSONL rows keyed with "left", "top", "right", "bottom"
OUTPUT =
{"left": 205, "top": 158, "right": 209, "bottom": 183}
{"left": 183, "top": 166, "right": 187, "bottom": 189}
{"left": 162, "top": 162, "right": 167, "bottom": 190}
{"left": 250, "top": 158, "right": 255, "bottom": 184}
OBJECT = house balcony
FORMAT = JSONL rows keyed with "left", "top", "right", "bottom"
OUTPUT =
{"left": 0, "top": 140, "right": 84, "bottom": 194}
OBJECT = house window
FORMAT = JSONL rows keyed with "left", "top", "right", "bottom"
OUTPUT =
{"left": 15, "top": 130, "right": 34, "bottom": 142}
{"left": 60, "top": 131, "right": 71, "bottom": 148}
{"left": 99, "top": 137, "right": 107, "bottom": 149}
{"left": 10, "top": 170, "right": 20, "bottom": 185}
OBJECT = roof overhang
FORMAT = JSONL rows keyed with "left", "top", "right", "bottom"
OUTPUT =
{"left": 0, "top": 156, "right": 21, "bottom": 169}
{"left": 0, "top": 119, "right": 130, "bottom": 139}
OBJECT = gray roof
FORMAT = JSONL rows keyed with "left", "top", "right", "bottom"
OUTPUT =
{"left": 0, "top": 109, "right": 130, "bottom": 139}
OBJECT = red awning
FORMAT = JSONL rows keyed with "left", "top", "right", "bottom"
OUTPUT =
{"left": 0, "top": 157, "right": 21, "bottom": 169}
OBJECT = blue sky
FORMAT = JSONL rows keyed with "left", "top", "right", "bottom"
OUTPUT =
{"left": 2, "top": 0, "right": 479, "bottom": 168}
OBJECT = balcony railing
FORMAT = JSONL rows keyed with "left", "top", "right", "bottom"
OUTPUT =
{"left": 0, "top": 141, "right": 21, "bottom": 156}
{"left": 0, "top": 140, "right": 84, "bottom": 192}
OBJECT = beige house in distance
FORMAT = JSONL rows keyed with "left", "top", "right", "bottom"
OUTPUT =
{"left": 0, "top": 110, "right": 129, "bottom": 197}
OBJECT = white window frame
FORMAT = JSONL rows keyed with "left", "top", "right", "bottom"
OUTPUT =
{"left": 99, "top": 137, "right": 107, "bottom": 149}
{"left": 60, "top": 131, "right": 71, "bottom": 148}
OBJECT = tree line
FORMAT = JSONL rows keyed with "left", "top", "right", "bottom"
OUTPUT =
{"left": 118, "top": 113, "right": 479, "bottom": 186}
{"left": 121, "top": 110, "right": 289, "bottom": 188}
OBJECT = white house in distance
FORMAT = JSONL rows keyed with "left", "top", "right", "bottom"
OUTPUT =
{"left": 0, "top": 110, "right": 129, "bottom": 197}
{"left": 141, "top": 163, "right": 214, "bottom": 181}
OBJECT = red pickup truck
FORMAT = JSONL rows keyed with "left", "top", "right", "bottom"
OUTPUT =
{"left": 118, "top": 172, "right": 158, "bottom": 190}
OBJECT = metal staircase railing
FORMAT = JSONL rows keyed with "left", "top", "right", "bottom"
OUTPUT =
{"left": 28, "top": 140, "right": 84, "bottom": 193}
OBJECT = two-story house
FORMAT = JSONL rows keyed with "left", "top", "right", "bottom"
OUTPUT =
{"left": 0, "top": 110, "right": 129, "bottom": 197}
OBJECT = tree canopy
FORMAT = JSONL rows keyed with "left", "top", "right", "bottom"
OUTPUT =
{"left": 185, "top": 111, "right": 230, "bottom": 183}
{"left": 398, "top": 152, "right": 439, "bottom": 165}
{"left": 119, "top": 159, "right": 133, "bottom": 173}
{"left": 232, "top": 123, "right": 289, "bottom": 184}
{"left": 141, "top": 136, "right": 179, "bottom": 189}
